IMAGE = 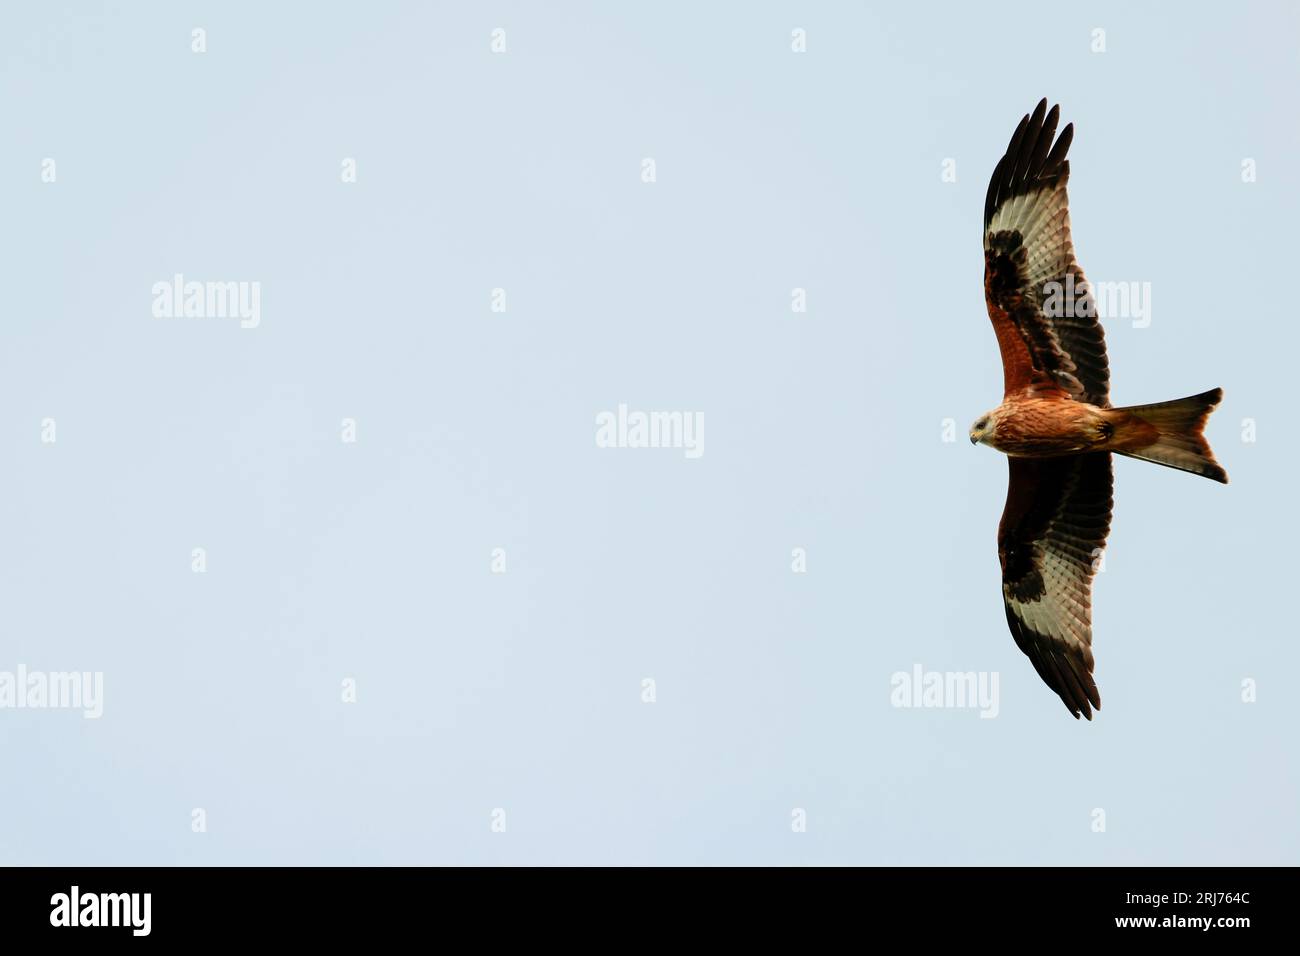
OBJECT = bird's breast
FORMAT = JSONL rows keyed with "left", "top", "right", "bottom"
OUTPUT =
{"left": 991, "top": 398, "right": 1106, "bottom": 456}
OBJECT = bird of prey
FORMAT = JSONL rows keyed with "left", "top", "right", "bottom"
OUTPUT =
{"left": 972, "top": 99, "right": 1227, "bottom": 719}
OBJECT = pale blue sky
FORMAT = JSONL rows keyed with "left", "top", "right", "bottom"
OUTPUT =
{"left": 1, "top": 1, "right": 1295, "bottom": 865}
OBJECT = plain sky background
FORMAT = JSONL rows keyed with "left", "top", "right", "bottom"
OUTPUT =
{"left": 1, "top": 2, "right": 1296, "bottom": 865}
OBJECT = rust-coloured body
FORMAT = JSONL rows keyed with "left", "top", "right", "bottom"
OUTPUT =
{"left": 984, "top": 394, "right": 1158, "bottom": 458}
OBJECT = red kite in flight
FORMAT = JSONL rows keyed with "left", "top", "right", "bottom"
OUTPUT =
{"left": 973, "top": 99, "right": 1227, "bottom": 719}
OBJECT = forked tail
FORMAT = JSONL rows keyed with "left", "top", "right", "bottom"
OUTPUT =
{"left": 1109, "top": 388, "right": 1228, "bottom": 483}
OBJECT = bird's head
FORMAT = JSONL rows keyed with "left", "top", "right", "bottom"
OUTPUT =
{"left": 969, "top": 411, "right": 997, "bottom": 446}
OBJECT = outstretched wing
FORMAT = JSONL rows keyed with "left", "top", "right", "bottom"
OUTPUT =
{"left": 999, "top": 453, "right": 1113, "bottom": 719}
{"left": 984, "top": 99, "right": 1110, "bottom": 406}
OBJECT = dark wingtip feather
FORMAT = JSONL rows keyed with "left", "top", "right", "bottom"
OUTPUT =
{"left": 1011, "top": 100, "right": 1049, "bottom": 183}
{"left": 985, "top": 102, "right": 1074, "bottom": 230}
{"left": 1004, "top": 604, "right": 1101, "bottom": 721}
